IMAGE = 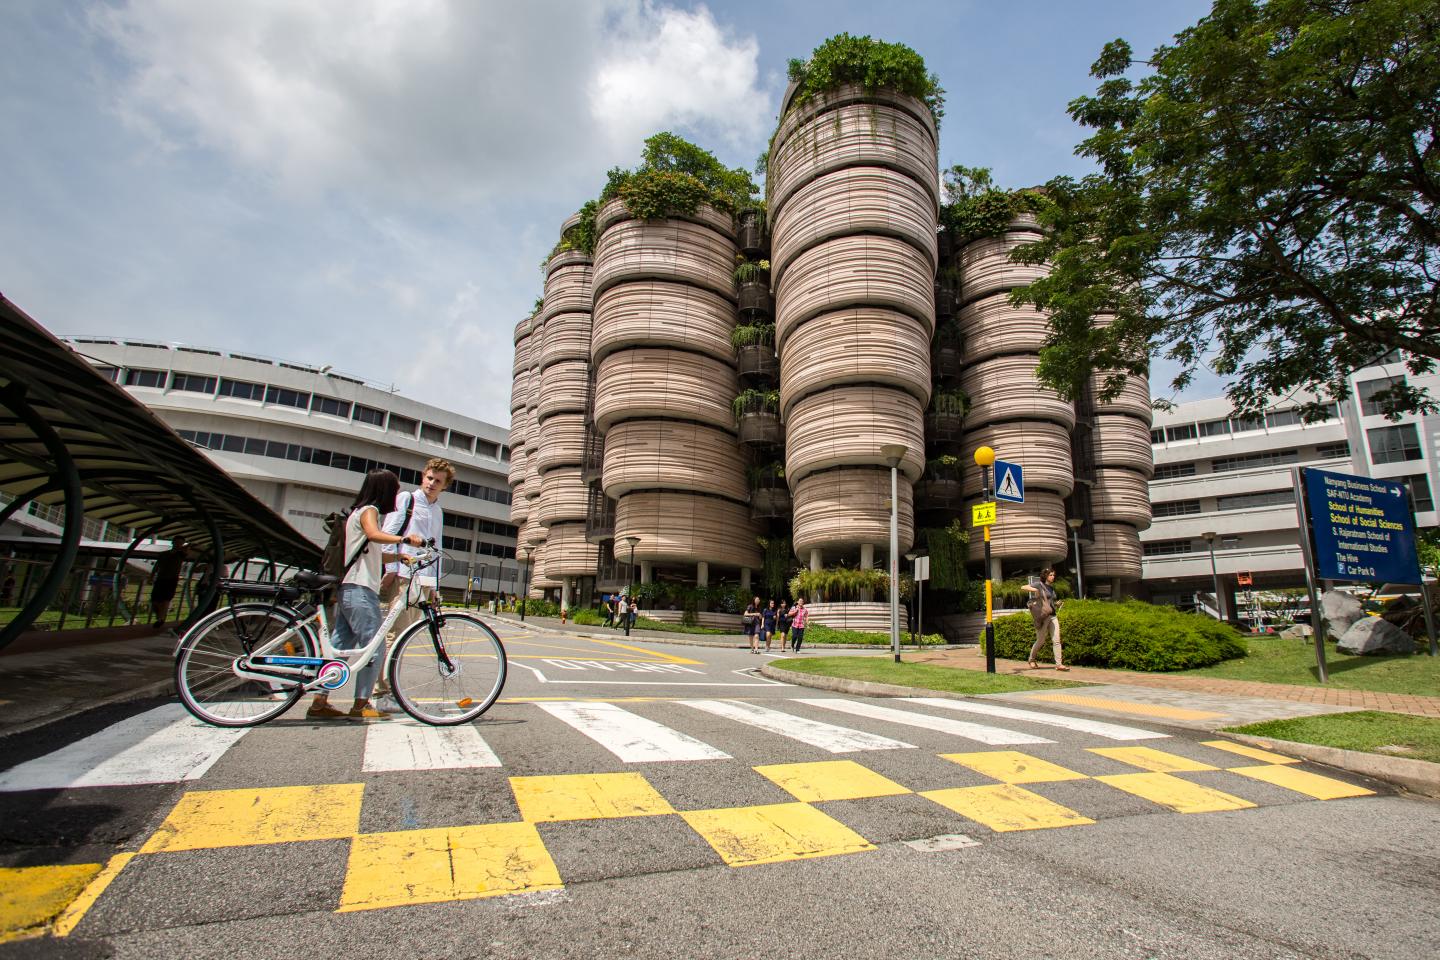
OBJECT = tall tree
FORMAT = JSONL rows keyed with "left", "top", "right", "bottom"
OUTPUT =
{"left": 1017, "top": 0, "right": 1440, "bottom": 418}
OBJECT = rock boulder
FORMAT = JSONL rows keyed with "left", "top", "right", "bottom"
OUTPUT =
{"left": 1336, "top": 616, "right": 1415, "bottom": 656}
{"left": 1321, "top": 591, "right": 1365, "bottom": 637}
{"left": 1278, "top": 624, "right": 1312, "bottom": 639}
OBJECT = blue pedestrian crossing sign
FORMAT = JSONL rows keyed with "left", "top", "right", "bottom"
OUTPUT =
{"left": 994, "top": 459, "right": 1024, "bottom": 504}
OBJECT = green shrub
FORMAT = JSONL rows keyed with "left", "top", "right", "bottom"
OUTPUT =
{"left": 518, "top": 598, "right": 561, "bottom": 618}
{"left": 785, "top": 34, "right": 944, "bottom": 127}
{"left": 806, "top": 623, "right": 946, "bottom": 646}
{"left": 986, "top": 600, "right": 1247, "bottom": 671}
{"left": 571, "top": 608, "right": 604, "bottom": 626}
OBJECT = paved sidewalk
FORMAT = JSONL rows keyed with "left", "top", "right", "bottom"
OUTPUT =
{"left": 0, "top": 632, "right": 176, "bottom": 739}
{"left": 909, "top": 646, "right": 1440, "bottom": 721}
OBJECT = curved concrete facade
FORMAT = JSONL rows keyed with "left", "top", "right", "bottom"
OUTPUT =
{"left": 959, "top": 421, "right": 1074, "bottom": 498}
{"left": 957, "top": 294, "right": 1050, "bottom": 364}
{"left": 774, "top": 235, "right": 935, "bottom": 347}
{"left": 601, "top": 420, "right": 749, "bottom": 502}
{"left": 784, "top": 386, "right": 926, "bottom": 484}
{"left": 613, "top": 492, "right": 762, "bottom": 569}
{"left": 543, "top": 521, "right": 598, "bottom": 579}
{"left": 778, "top": 308, "right": 932, "bottom": 417}
{"left": 964, "top": 490, "right": 1069, "bottom": 563}
{"left": 1090, "top": 372, "right": 1153, "bottom": 424}
{"left": 955, "top": 230, "right": 1048, "bottom": 306}
{"left": 535, "top": 466, "right": 588, "bottom": 529}
{"left": 536, "top": 358, "right": 590, "bottom": 422}
{"left": 1091, "top": 467, "right": 1153, "bottom": 530}
{"left": 1083, "top": 521, "right": 1143, "bottom": 579}
{"left": 533, "top": 412, "right": 586, "bottom": 475}
{"left": 591, "top": 281, "right": 735, "bottom": 366}
{"left": 1092, "top": 414, "right": 1155, "bottom": 477}
{"left": 592, "top": 348, "right": 738, "bottom": 434}
{"left": 959, "top": 355, "right": 1077, "bottom": 430}
{"left": 592, "top": 203, "right": 736, "bottom": 303}
{"left": 791, "top": 468, "right": 915, "bottom": 557}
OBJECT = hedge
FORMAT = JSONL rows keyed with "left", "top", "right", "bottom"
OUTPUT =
{"left": 987, "top": 600, "right": 1247, "bottom": 671}
{"left": 806, "top": 624, "right": 945, "bottom": 646}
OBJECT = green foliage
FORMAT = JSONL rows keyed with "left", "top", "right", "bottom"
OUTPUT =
{"left": 519, "top": 598, "right": 561, "bottom": 618}
{"left": 987, "top": 600, "right": 1247, "bottom": 671}
{"left": 1014, "top": 0, "right": 1440, "bottom": 416}
{"left": 804, "top": 624, "right": 946, "bottom": 646}
{"left": 785, "top": 34, "right": 945, "bottom": 127}
{"left": 730, "top": 323, "right": 776, "bottom": 348}
{"left": 918, "top": 520, "right": 970, "bottom": 592}
{"left": 926, "top": 455, "right": 959, "bottom": 472}
{"left": 1419, "top": 528, "right": 1440, "bottom": 577}
{"left": 632, "top": 616, "right": 729, "bottom": 635}
{"left": 732, "top": 388, "right": 780, "bottom": 421}
{"left": 939, "top": 165, "right": 1051, "bottom": 245}
{"left": 789, "top": 567, "right": 912, "bottom": 602}
{"left": 734, "top": 259, "right": 771, "bottom": 284}
{"left": 929, "top": 388, "right": 969, "bottom": 415}
{"left": 600, "top": 132, "right": 760, "bottom": 223}
{"left": 571, "top": 608, "right": 604, "bottom": 625}
{"left": 758, "top": 536, "right": 795, "bottom": 599}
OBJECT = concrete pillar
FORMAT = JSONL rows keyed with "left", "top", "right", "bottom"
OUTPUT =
{"left": 740, "top": 567, "right": 752, "bottom": 591}
{"left": 1110, "top": 577, "right": 1123, "bottom": 601}
{"left": 639, "top": 561, "right": 653, "bottom": 584}
{"left": 696, "top": 561, "right": 709, "bottom": 611}
{"left": 989, "top": 555, "right": 1003, "bottom": 587}
{"left": 561, "top": 579, "right": 572, "bottom": 614}
{"left": 810, "top": 549, "right": 823, "bottom": 571}
{"left": 859, "top": 543, "right": 875, "bottom": 602}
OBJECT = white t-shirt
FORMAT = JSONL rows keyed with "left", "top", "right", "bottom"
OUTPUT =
{"left": 341, "top": 505, "right": 384, "bottom": 592}
{"left": 382, "top": 489, "right": 443, "bottom": 580}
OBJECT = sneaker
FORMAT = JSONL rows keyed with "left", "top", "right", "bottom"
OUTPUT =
{"left": 306, "top": 701, "right": 347, "bottom": 720}
{"left": 373, "top": 694, "right": 401, "bottom": 713}
{"left": 348, "top": 704, "right": 394, "bottom": 721}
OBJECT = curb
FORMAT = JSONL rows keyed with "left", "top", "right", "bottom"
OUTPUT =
{"left": 1220, "top": 732, "right": 1440, "bottom": 801}
{"left": 757, "top": 662, "right": 1093, "bottom": 703}
{"left": 489, "top": 614, "right": 956, "bottom": 652}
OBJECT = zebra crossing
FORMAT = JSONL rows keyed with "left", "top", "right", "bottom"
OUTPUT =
{"left": 0, "top": 696, "right": 1177, "bottom": 790}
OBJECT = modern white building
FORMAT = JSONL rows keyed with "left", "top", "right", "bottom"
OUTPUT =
{"left": 1141, "top": 359, "right": 1437, "bottom": 618}
{"left": 60, "top": 337, "right": 521, "bottom": 596}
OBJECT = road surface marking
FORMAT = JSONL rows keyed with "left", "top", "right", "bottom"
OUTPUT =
{"left": 534, "top": 702, "right": 730, "bottom": 762}
{"left": 140, "top": 783, "right": 364, "bottom": 852}
{"left": 511, "top": 772, "right": 676, "bottom": 822}
{"left": 338, "top": 822, "right": 562, "bottom": 911}
{"left": 907, "top": 698, "right": 1169, "bottom": 741}
{"left": 580, "top": 635, "right": 704, "bottom": 666}
{"left": 797, "top": 699, "right": 1052, "bottom": 745}
{"left": 903, "top": 834, "right": 980, "bottom": 852}
{"left": 507, "top": 662, "right": 777, "bottom": 687}
{"left": 52, "top": 854, "right": 134, "bottom": 937}
{"left": 940, "top": 751, "right": 1089, "bottom": 784}
{"left": 920, "top": 783, "right": 1095, "bottom": 832}
{"left": 1024, "top": 692, "right": 1224, "bottom": 721}
{"left": 1088, "top": 746, "right": 1218, "bottom": 773}
{"left": 0, "top": 704, "right": 248, "bottom": 791}
{"left": 680, "top": 802, "right": 874, "bottom": 866}
{"left": 754, "top": 760, "right": 911, "bottom": 802}
{"left": 0, "top": 863, "right": 101, "bottom": 943}
{"left": 1201, "top": 740, "right": 1301, "bottom": 764}
{"left": 362, "top": 718, "right": 500, "bottom": 772}
{"left": 681, "top": 700, "right": 915, "bottom": 753}
{"left": 1226, "top": 764, "right": 1375, "bottom": 800}
{"left": 1095, "top": 772, "right": 1256, "bottom": 813}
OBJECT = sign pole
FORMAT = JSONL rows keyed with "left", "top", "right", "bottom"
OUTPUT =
{"left": 1404, "top": 479, "right": 1439, "bottom": 657}
{"left": 1292, "top": 466, "right": 1328, "bottom": 682}
{"left": 983, "top": 463, "right": 995, "bottom": 674}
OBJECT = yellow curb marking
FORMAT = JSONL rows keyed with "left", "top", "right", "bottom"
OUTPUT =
{"left": 1201, "top": 740, "right": 1301, "bottom": 765}
{"left": 941, "top": 750, "right": 1089, "bottom": 784}
{"left": 141, "top": 783, "right": 364, "bottom": 853}
{"left": 1027, "top": 693, "right": 1225, "bottom": 722}
{"left": 1088, "top": 746, "right": 1218, "bottom": 773}
{"left": 1095, "top": 772, "right": 1256, "bottom": 814}
{"left": 680, "top": 803, "right": 874, "bottom": 867}
{"left": 0, "top": 863, "right": 102, "bottom": 944}
{"left": 579, "top": 636, "right": 704, "bottom": 666}
{"left": 755, "top": 760, "right": 912, "bottom": 803}
{"left": 921, "top": 783, "right": 1096, "bottom": 832}
{"left": 1226, "top": 764, "right": 1375, "bottom": 801}
{"left": 338, "top": 822, "right": 562, "bottom": 912}
{"left": 52, "top": 853, "right": 135, "bottom": 938}
{"left": 511, "top": 772, "right": 676, "bottom": 822}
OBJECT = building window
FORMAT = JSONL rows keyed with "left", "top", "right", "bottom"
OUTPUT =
{"left": 1211, "top": 449, "right": 1299, "bottom": 473}
{"left": 218, "top": 377, "right": 264, "bottom": 401}
{"left": 1403, "top": 475, "right": 1434, "bottom": 513}
{"left": 1165, "top": 423, "right": 1198, "bottom": 442}
{"left": 1230, "top": 414, "right": 1265, "bottom": 433}
{"left": 420, "top": 423, "right": 447, "bottom": 444}
{"left": 442, "top": 535, "right": 472, "bottom": 554}
{"left": 1368, "top": 424, "right": 1422, "bottom": 464}
{"left": 1143, "top": 539, "right": 1195, "bottom": 557}
{"left": 1199, "top": 418, "right": 1231, "bottom": 437}
{"left": 1358, "top": 375, "right": 1405, "bottom": 417}
{"left": 1313, "top": 441, "right": 1350, "bottom": 460}
{"left": 265, "top": 385, "right": 310, "bottom": 409}
{"left": 95, "top": 365, "right": 119, "bottom": 382}
{"left": 1153, "top": 462, "right": 1198, "bottom": 480}
{"left": 1216, "top": 489, "right": 1294, "bottom": 511}
{"left": 171, "top": 373, "right": 216, "bottom": 394}
{"left": 499, "top": 444, "right": 511, "bottom": 461}
{"left": 124, "top": 368, "right": 167, "bottom": 388}
{"left": 389, "top": 413, "right": 418, "bottom": 437}
{"left": 1150, "top": 428, "right": 1164, "bottom": 444}
{"left": 1152, "top": 499, "right": 1202, "bottom": 518}
{"left": 449, "top": 431, "right": 475, "bottom": 453}
{"left": 1265, "top": 408, "right": 1303, "bottom": 428}
{"left": 352, "top": 403, "right": 385, "bottom": 426}
{"left": 311, "top": 395, "right": 351, "bottom": 418}
{"left": 445, "top": 514, "right": 476, "bottom": 531}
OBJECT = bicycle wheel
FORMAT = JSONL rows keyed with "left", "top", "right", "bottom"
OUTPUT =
{"left": 175, "top": 603, "right": 317, "bottom": 727}
{"left": 389, "top": 612, "right": 507, "bottom": 725}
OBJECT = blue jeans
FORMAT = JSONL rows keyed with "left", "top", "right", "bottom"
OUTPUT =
{"left": 332, "top": 583, "right": 382, "bottom": 700}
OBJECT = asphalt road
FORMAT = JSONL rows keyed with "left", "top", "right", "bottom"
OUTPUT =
{"left": 2, "top": 620, "right": 1436, "bottom": 959}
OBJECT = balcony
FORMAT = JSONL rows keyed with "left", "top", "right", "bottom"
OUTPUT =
{"left": 925, "top": 410, "right": 965, "bottom": 444}
{"left": 738, "top": 280, "right": 773, "bottom": 317}
{"left": 749, "top": 467, "right": 791, "bottom": 518}
{"left": 584, "top": 485, "right": 616, "bottom": 543}
{"left": 930, "top": 342, "right": 962, "bottom": 382}
{"left": 738, "top": 209, "right": 765, "bottom": 257}
{"left": 580, "top": 423, "right": 605, "bottom": 483}
{"left": 737, "top": 343, "right": 778, "bottom": 380}
{"left": 916, "top": 460, "right": 963, "bottom": 511}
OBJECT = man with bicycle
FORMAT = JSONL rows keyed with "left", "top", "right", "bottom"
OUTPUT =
{"left": 374, "top": 457, "right": 454, "bottom": 708}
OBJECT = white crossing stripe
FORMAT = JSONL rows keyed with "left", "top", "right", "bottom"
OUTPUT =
{"left": 904, "top": 698, "right": 1169, "bottom": 741}
{"left": 797, "top": 699, "right": 1053, "bottom": 745}
{"left": 362, "top": 717, "right": 501, "bottom": 772}
{"left": 0, "top": 704, "right": 248, "bottom": 791}
{"left": 681, "top": 700, "right": 916, "bottom": 753}
{"left": 535, "top": 701, "right": 730, "bottom": 763}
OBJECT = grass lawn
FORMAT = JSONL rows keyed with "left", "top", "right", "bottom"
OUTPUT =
{"left": 772, "top": 656, "right": 1089, "bottom": 695}
{"left": 1227, "top": 711, "right": 1440, "bottom": 766}
{"left": 1177, "top": 635, "right": 1440, "bottom": 696}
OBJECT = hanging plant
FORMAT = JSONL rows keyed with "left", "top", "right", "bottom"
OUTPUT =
{"left": 919, "top": 520, "right": 970, "bottom": 591}
{"left": 731, "top": 323, "right": 776, "bottom": 348}
{"left": 757, "top": 536, "right": 794, "bottom": 599}
{"left": 732, "top": 388, "right": 780, "bottom": 422}
{"left": 929, "top": 388, "right": 969, "bottom": 416}
{"left": 734, "top": 259, "right": 771, "bottom": 284}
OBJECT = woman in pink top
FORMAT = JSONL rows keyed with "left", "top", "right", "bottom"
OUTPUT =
{"left": 789, "top": 598, "right": 808, "bottom": 653}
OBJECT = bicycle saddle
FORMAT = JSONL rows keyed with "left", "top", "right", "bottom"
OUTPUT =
{"left": 292, "top": 570, "right": 340, "bottom": 590}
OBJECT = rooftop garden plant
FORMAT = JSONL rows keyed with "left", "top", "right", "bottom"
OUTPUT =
{"left": 784, "top": 34, "right": 945, "bottom": 128}
{"left": 940, "top": 165, "right": 1051, "bottom": 246}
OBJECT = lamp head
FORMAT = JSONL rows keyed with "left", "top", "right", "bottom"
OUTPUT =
{"left": 973, "top": 445, "right": 995, "bottom": 468}
{"left": 1066, "top": 518, "right": 1084, "bottom": 530}
{"left": 1201, "top": 531, "right": 1216, "bottom": 543}
{"left": 879, "top": 443, "right": 907, "bottom": 468}
{"left": 623, "top": 536, "right": 640, "bottom": 549}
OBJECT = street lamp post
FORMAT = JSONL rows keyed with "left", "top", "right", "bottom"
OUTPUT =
{"left": 1067, "top": 518, "right": 1085, "bottom": 600}
{"left": 623, "top": 536, "right": 640, "bottom": 638}
{"left": 1202, "top": 531, "right": 1222, "bottom": 622}
{"left": 518, "top": 548, "right": 530, "bottom": 622}
{"left": 974, "top": 445, "right": 997, "bottom": 673}
{"left": 881, "top": 444, "right": 907, "bottom": 664}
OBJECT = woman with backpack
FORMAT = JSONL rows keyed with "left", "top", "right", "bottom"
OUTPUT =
{"left": 309, "top": 470, "right": 425, "bottom": 721}
{"left": 1021, "top": 567, "right": 1068, "bottom": 671}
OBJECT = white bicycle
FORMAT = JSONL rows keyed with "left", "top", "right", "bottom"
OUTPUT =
{"left": 173, "top": 546, "right": 506, "bottom": 727}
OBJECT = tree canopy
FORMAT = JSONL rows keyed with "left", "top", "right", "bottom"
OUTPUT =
{"left": 1015, "top": 0, "right": 1440, "bottom": 418}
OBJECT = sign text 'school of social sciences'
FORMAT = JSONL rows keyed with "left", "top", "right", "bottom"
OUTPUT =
{"left": 1303, "top": 467, "right": 1419, "bottom": 583}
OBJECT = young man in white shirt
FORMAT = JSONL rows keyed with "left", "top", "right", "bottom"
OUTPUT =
{"left": 373, "top": 457, "right": 453, "bottom": 705}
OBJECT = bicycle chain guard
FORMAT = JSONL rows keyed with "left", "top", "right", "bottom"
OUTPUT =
{"left": 316, "top": 659, "right": 350, "bottom": 690}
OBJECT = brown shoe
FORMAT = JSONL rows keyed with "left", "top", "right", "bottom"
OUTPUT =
{"left": 347, "top": 703, "right": 394, "bottom": 721}
{"left": 306, "top": 701, "right": 347, "bottom": 720}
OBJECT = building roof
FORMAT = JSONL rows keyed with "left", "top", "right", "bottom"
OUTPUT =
{"left": 0, "top": 294, "right": 320, "bottom": 567}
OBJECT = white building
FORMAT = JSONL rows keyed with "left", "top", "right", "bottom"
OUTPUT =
{"left": 1141, "top": 359, "right": 1437, "bottom": 618}
{"left": 61, "top": 337, "right": 521, "bottom": 596}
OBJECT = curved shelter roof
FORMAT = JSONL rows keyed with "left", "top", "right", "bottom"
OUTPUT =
{"left": 0, "top": 294, "right": 320, "bottom": 570}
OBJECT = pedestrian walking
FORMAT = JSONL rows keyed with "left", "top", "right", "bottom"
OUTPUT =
{"left": 761, "top": 599, "right": 778, "bottom": 652}
{"left": 1021, "top": 567, "right": 1068, "bottom": 671}
{"left": 743, "top": 596, "right": 761, "bottom": 652}
{"left": 309, "top": 470, "right": 424, "bottom": 721}
{"left": 789, "top": 597, "right": 808, "bottom": 653}
{"left": 616, "top": 594, "right": 630, "bottom": 630}
{"left": 148, "top": 540, "right": 189, "bottom": 627}
{"left": 777, "top": 600, "right": 792, "bottom": 649}
{"left": 602, "top": 595, "right": 616, "bottom": 628}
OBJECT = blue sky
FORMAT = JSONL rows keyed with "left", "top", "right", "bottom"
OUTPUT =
{"left": 1, "top": 0, "right": 1216, "bottom": 427}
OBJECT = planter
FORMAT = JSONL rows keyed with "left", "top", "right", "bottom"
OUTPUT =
{"left": 917, "top": 478, "right": 963, "bottom": 511}
{"left": 738, "top": 210, "right": 765, "bottom": 257}
{"left": 925, "top": 410, "right": 965, "bottom": 443}
{"left": 738, "top": 280, "right": 773, "bottom": 316}
{"left": 749, "top": 485, "right": 792, "bottom": 519}
{"left": 736, "top": 343, "right": 779, "bottom": 379}
{"left": 930, "top": 343, "right": 962, "bottom": 381}
{"left": 738, "top": 410, "right": 783, "bottom": 445}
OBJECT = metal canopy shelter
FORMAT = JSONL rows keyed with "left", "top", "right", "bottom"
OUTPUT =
{"left": 0, "top": 294, "right": 321, "bottom": 648}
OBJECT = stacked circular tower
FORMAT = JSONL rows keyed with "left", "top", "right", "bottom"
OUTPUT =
{"left": 1082, "top": 334, "right": 1153, "bottom": 584}
{"left": 590, "top": 200, "right": 762, "bottom": 582}
{"left": 769, "top": 84, "right": 939, "bottom": 569}
{"left": 954, "top": 214, "right": 1074, "bottom": 570}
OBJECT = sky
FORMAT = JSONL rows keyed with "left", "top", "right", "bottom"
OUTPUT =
{"left": 1, "top": 0, "right": 1218, "bottom": 429}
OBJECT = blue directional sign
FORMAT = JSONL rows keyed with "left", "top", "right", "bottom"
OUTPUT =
{"left": 1303, "top": 467, "right": 1419, "bottom": 583}
{"left": 994, "top": 459, "right": 1024, "bottom": 504}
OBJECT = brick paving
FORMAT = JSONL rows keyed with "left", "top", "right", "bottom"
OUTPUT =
{"left": 910, "top": 646, "right": 1440, "bottom": 720}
